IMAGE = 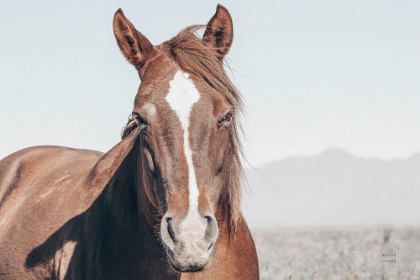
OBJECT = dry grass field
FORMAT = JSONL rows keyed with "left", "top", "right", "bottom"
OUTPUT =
{"left": 252, "top": 226, "right": 420, "bottom": 280}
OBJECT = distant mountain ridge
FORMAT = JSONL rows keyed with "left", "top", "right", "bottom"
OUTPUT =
{"left": 243, "top": 149, "right": 420, "bottom": 227}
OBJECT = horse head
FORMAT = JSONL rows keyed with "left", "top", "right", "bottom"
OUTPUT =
{"left": 113, "top": 5, "right": 242, "bottom": 272}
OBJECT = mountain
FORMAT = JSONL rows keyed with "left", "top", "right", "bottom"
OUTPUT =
{"left": 242, "top": 149, "right": 420, "bottom": 227}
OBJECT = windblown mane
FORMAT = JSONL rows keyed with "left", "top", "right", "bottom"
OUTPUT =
{"left": 122, "top": 26, "right": 245, "bottom": 233}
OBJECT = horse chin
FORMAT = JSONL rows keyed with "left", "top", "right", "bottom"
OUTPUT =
{"left": 168, "top": 260, "right": 207, "bottom": 273}
{"left": 165, "top": 247, "right": 213, "bottom": 273}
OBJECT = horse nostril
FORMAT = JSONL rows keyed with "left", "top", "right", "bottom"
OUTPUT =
{"left": 204, "top": 215, "right": 211, "bottom": 223}
{"left": 167, "top": 217, "right": 176, "bottom": 243}
{"left": 204, "top": 214, "right": 218, "bottom": 245}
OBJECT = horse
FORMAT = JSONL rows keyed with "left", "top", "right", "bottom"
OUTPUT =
{"left": 0, "top": 5, "right": 259, "bottom": 279}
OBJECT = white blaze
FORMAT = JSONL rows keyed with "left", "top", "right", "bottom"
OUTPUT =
{"left": 165, "top": 71, "right": 201, "bottom": 220}
{"left": 142, "top": 102, "right": 156, "bottom": 116}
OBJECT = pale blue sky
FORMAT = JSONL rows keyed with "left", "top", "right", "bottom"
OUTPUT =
{"left": 1, "top": 0, "right": 419, "bottom": 166}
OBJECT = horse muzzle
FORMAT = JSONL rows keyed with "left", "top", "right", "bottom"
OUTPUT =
{"left": 160, "top": 212, "right": 218, "bottom": 272}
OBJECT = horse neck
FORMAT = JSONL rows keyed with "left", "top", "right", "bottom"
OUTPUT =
{"left": 87, "top": 132, "right": 157, "bottom": 240}
{"left": 103, "top": 140, "right": 157, "bottom": 232}
{"left": 81, "top": 136, "right": 172, "bottom": 278}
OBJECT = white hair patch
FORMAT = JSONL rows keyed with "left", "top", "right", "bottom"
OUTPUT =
{"left": 165, "top": 71, "right": 201, "bottom": 222}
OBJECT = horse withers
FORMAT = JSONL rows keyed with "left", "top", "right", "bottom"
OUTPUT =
{"left": 0, "top": 5, "right": 259, "bottom": 279}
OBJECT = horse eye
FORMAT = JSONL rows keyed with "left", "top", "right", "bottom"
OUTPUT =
{"left": 219, "top": 111, "right": 233, "bottom": 128}
{"left": 222, "top": 111, "right": 233, "bottom": 123}
{"left": 133, "top": 113, "right": 148, "bottom": 127}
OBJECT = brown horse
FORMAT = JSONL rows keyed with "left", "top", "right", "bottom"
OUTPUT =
{"left": 0, "top": 5, "right": 259, "bottom": 280}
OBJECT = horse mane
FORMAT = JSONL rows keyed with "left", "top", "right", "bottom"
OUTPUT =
{"left": 122, "top": 26, "right": 245, "bottom": 234}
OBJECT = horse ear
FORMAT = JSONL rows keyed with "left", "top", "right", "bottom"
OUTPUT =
{"left": 113, "top": 9, "right": 153, "bottom": 69}
{"left": 203, "top": 4, "right": 234, "bottom": 59}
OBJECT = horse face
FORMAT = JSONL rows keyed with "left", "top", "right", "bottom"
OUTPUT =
{"left": 137, "top": 66, "right": 234, "bottom": 272}
{"left": 113, "top": 6, "right": 236, "bottom": 272}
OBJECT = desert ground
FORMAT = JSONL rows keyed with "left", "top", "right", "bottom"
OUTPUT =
{"left": 252, "top": 225, "right": 420, "bottom": 280}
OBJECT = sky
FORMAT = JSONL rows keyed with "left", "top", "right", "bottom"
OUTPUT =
{"left": 0, "top": 0, "right": 419, "bottom": 166}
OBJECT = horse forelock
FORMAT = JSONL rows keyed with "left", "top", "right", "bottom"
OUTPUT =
{"left": 166, "top": 26, "right": 243, "bottom": 112}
